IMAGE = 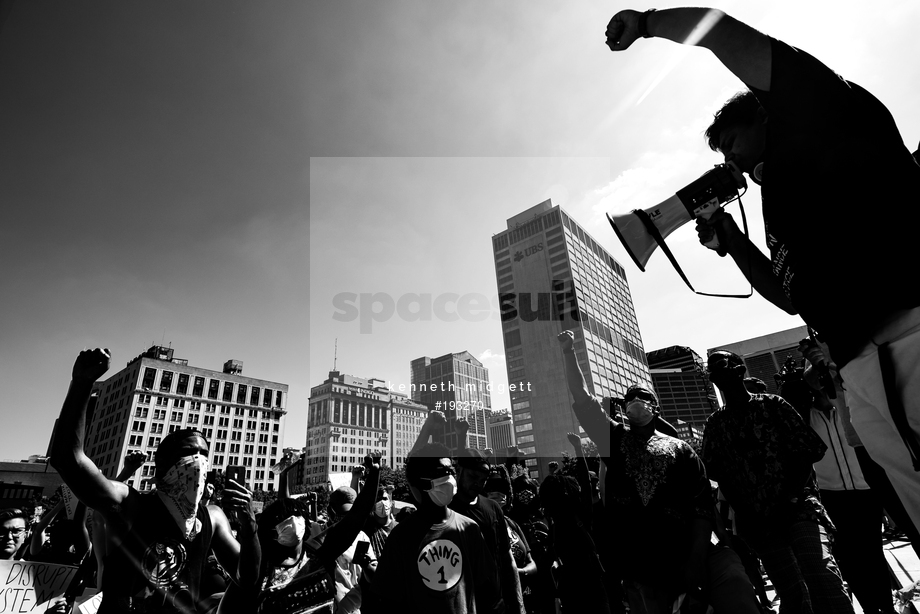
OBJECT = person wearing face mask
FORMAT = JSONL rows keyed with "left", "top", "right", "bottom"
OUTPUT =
{"left": 367, "top": 443, "right": 503, "bottom": 614}
{"left": 362, "top": 485, "right": 397, "bottom": 561}
{"left": 485, "top": 467, "right": 540, "bottom": 614}
{"left": 559, "top": 332, "right": 760, "bottom": 613}
{"left": 50, "top": 348, "right": 261, "bottom": 614}
{"left": 450, "top": 420, "right": 526, "bottom": 614}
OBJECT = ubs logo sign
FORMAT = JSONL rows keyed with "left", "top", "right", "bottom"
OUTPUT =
{"left": 513, "top": 243, "right": 544, "bottom": 262}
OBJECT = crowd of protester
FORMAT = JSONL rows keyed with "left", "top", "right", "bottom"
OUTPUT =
{"left": 16, "top": 328, "right": 919, "bottom": 614}
{"left": 6, "top": 4, "right": 920, "bottom": 614}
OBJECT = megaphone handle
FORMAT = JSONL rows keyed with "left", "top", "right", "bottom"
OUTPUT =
{"left": 699, "top": 209, "right": 727, "bottom": 257}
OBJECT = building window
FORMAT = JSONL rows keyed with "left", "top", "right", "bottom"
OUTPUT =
{"left": 275, "top": 391, "right": 283, "bottom": 407}
{"left": 193, "top": 377, "right": 205, "bottom": 397}
{"left": 142, "top": 368, "right": 156, "bottom": 390}
{"left": 517, "top": 435, "right": 534, "bottom": 443}
{"left": 177, "top": 374, "right": 189, "bottom": 395}
{"left": 208, "top": 380, "right": 220, "bottom": 400}
{"left": 237, "top": 385, "right": 247, "bottom": 405}
{"left": 250, "top": 387, "right": 260, "bottom": 406}
{"left": 160, "top": 371, "right": 173, "bottom": 393}
{"left": 223, "top": 383, "right": 234, "bottom": 402}
{"left": 515, "top": 423, "right": 532, "bottom": 433}
{"left": 519, "top": 446, "right": 536, "bottom": 455}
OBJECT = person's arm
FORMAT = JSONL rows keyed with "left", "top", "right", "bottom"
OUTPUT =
{"left": 114, "top": 451, "right": 147, "bottom": 483}
{"left": 408, "top": 411, "right": 445, "bottom": 457}
{"left": 454, "top": 418, "right": 469, "bottom": 451}
{"left": 30, "top": 499, "right": 65, "bottom": 556}
{"left": 210, "top": 478, "right": 261, "bottom": 588}
{"left": 73, "top": 502, "right": 91, "bottom": 560}
{"left": 50, "top": 349, "right": 130, "bottom": 517}
{"left": 493, "top": 504, "right": 525, "bottom": 614}
{"left": 566, "top": 433, "right": 593, "bottom": 522}
{"left": 605, "top": 7, "right": 772, "bottom": 91}
{"left": 557, "top": 331, "right": 612, "bottom": 456}
{"left": 350, "top": 465, "right": 364, "bottom": 493}
{"left": 470, "top": 525, "right": 505, "bottom": 614}
{"left": 695, "top": 210, "right": 796, "bottom": 313}
{"left": 319, "top": 455, "right": 381, "bottom": 562}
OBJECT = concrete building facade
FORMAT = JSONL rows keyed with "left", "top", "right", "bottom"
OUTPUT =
{"left": 492, "top": 200, "right": 651, "bottom": 479}
{"left": 410, "top": 352, "right": 491, "bottom": 452}
{"left": 647, "top": 346, "right": 719, "bottom": 430}
{"left": 488, "top": 411, "right": 515, "bottom": 452}
{"left": 304, "top": 371, "right": 430, "bottom": 487}
{"left": 85, "top": 346, "right": 288, "bottom": 492}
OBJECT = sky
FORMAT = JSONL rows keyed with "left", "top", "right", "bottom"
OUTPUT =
{"left": 1, "top": 0, "right": 918, "bottom": 463}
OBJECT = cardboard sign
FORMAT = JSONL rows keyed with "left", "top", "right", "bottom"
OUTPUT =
{"left": 74, "top": 589, "right": 102, "bottom": 614}
{"left": 0, "top": 560, "right": 77, "bottom": 613}
{"left": 250, "top": 501, "right": 264, "bottom": 515}
{"left": 60, "top": 485, "right": 77, "bottom": 521}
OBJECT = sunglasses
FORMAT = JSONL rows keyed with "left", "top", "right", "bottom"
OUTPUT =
{"left": 624, "top": 389, "right": 656, "bottom": 404}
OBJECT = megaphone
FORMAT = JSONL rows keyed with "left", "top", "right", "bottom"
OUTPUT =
{"left": 608, "top": 163, "right": 746, "bottom": 272}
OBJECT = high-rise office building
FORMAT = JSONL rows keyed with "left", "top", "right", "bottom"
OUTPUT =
{"left": 305, "top": 371, "right": 395, "bottom": 487}
{"left": 488, "top": 411, "right": 515, "bottom": 452}
{"left": 86, "top": 346, "right": 288, "bottom": 492}
{"left": 709, "top": 326, "right": 808, "bottom": 396}
{"left": 492, "top": 200, "right": 651, "bottom": 479}
{"left": 410, "top": 352, "right": 491, "bottom": 451}
{"left": 647, "top": 346, "right": 719, "bottom": 430}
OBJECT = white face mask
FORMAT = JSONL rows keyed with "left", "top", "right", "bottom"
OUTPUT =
{"left": 275, "top": 515, "right": 306, "bottom": 547}
{"left": 626, "top": 400, "right": 655, "bottom": 427}
{"left": 374, "top": 499, "right": 392, "bottom": 518}
{"left": 426, "top": 475, "right": 457, "bottom": 507}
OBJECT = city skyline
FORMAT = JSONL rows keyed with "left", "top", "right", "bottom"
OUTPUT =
{"left": 3, "top": 1, "right": 918, "bottom": 463}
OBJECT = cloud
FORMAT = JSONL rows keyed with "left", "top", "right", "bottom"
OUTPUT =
{"left": 478, "top": 348, "right": 505, "bottom": 369}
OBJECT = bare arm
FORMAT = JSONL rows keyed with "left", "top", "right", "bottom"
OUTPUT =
{"left": 30, "top": 499, "right": 65, "bottom": 556}
{"left": 696, "top": 210, "right": 796, "bottom": 314}
{"left": 114, "top": 451, "right": 147, "bottom": 483}
{"left": 319, "top": 457, "right": 381, "bottom": 563}
{"left": 606, "top": 7, "right": 772, "bottom": 91}
{"left": 210, "top": 479, "right": 261, "bottom": 587}
{"left": 50, "top": 349, "right": 130, "bottom": 518}
{"left": 557, "top": 332, "right": 611, "bottom": 456}
{"left": 454, "top": 418, "right": 470, "bottom": 452}
{"left": 408, "top": 411, "right": 446, "bottom": 458}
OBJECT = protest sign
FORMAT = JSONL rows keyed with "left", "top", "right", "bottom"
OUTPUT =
{"left": 0, "top": 560, "right": 77, "bottom": 613}
{"left": 60, "top": 485, "right": 77, "bottom": 520}
{"left": 74, "top": 589, "right": 102, "bottom": 614}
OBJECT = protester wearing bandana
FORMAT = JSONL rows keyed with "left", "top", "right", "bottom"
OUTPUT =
{"left": 51, "top": 348, "right": 261, "bottom": 614}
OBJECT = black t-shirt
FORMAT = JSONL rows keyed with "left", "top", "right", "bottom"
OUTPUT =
{"left": 449, "top": 495, "right": 524, "bottom": 613}
{"left": 99, "top": 490, "right": 213, "bottom": 614}
{"left": 749, "top": 38, "right": 920, "bottom": 365}
{"left": 607, "top": 423, "right": 714, "bottom": 589}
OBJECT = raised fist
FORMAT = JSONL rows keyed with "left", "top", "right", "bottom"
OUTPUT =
{"left": 124, "top": 451, "right": 147, "bottom": 473}
{"left": 72, "top": 348, "right": 111, "bottom": 382}
{"left": 605, "top": 9, "right": 642, "bottom": 51}
{"left": 426, "top": 411, "right": 446, "bottom": 426}
{"left": 454, "top": 418, "right": 470, "bottom": 434}
{"left": 567, "top": 432, "right": 582, "bottom": 448}
{"left": 557, "top": 330, "right": 575, "bottom": 352}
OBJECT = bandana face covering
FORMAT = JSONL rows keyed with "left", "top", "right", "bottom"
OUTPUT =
{"left": 156, "top": 454, "right": 209, "bottom": 539}
{"left": 275, "top": 515, "right": 306, "bottom": 547}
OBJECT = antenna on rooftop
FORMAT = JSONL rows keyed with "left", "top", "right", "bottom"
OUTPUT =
{"left": 333, "top": 338, "right": 338, "bottom": 371}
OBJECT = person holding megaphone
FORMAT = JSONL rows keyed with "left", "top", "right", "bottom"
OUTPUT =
{"left": 606, "top": 6, "right": 920, "bottom": 542}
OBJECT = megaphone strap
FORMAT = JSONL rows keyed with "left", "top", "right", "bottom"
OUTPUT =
{"left": 634, "top": 198, "right": 753, "bottom": 299}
